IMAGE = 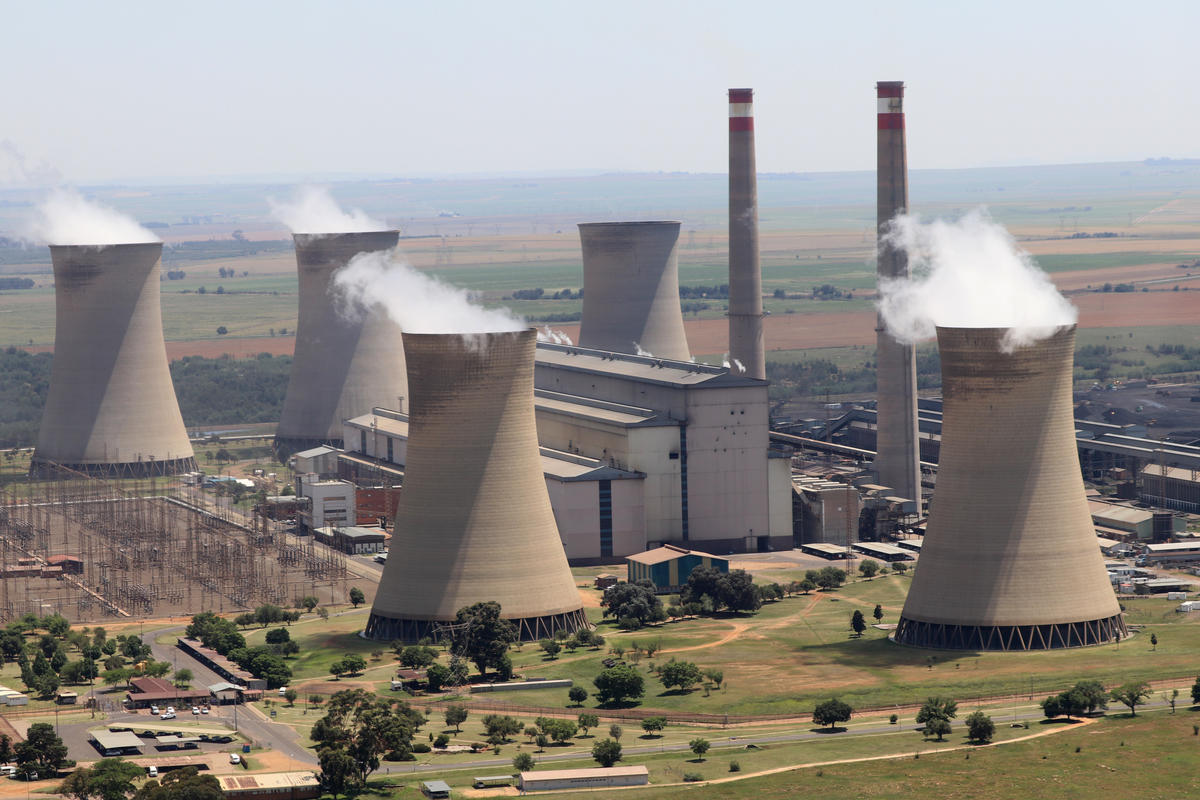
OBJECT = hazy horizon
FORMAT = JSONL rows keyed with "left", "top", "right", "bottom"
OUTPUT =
{"left": 3, "top": 0, "right": 1197, "bottom": 187}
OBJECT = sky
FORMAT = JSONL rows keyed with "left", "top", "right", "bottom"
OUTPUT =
{"left": 2, "top": 0, "right": 1197, "bottom": 185}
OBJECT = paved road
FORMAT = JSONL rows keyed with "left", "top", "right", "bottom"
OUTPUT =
{"left": 145, "top": 624, "right": 317, "bottom": 767}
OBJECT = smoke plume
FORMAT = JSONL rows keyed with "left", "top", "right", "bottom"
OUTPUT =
{"left": 334, "top": 250, "right": 528, "bottom": 334}
{"left": 25, "top": 188, "right": 158, "bottom": 245}
{"left": 269, "top": 186, "right": 384, "bottom": 234}
{"left": 877, "top": 208, "right": 1076, "bottom": 352}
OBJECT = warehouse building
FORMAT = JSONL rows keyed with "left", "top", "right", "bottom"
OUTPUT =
{"left": 626, "top": 544, "right": 728, "bottom": 593}
{"left": 1088, "top": 500, "right": 1184, "bottom": 542}
{"left": 517, "top": 765, "right": 649, "bottom": 792}
{"left": 1141, "top": 464, "right": 1200, "bottom": 513}
{"left": 312, "top": 526, "right": 387, "bottom": 554}
{"left": 216, "top": 772, "right": 321, "bottom": 800}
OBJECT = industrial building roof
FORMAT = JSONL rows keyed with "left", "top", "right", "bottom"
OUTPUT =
{"left": 293, "top": 445, "right": 339, "bottom": 459}
{"left": 1142, "top": 464, "right": 1200, "bottom": 484}
{"left": 216, "top": 772, "right": 320, "bottom": 792}
{"left": 536, "top": 343, "right": 764, "bottom": 388}
{"left": 520, "top": 765, "right": 649, "bottom": 781}
{"left": 1145, "top": 542, "right": 1200, "bottom": 552}
{"left": 627, "top": 544, "right": 723, "bottom": 565}
{"left": 540, "top": 448, "right": 643, "bottom": 482}
{"left": 853, "top": 542, "right": 912, "bottom": 557}
{"left": 1088, "top": 501, "right": 1153, "bottom": 527}
{"left": 535, "top": 391, "right": 670, "bottom": 427}
{"left": 803, "top": 543, "right": 850, "bottom": 555}
{"left": 316, "top": 526, "right": 386, "bottom": 541}
{"left": 345, "top": 412, "right": 410, "bottom": 438}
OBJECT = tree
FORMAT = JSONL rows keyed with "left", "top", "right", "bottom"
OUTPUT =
{"left": 216, "top": 326, "right": 228, "bottom": 336}
{"left": 310, "top": 689, "right": 425, "bottom": 785}
{"left": 301, "top": 596, "right": 319, "bottom": 612}
{"left": 704, "top": 669, "right": 724, "bottom": 690}
{"left": 813, "top": 566, "right": 847, "bottom": 591}
{"left": 329, "top": 661, "right": 346, "bottom": 680}
{"left": 1040, "top": 694, "right": 1063, "bottom": 720}
{"left": 568, "top": 686, "right": 589, "bottom": 706}
{"left": 349, "top": 587, "right": 365, "bottom": 608}
{"left": 449, "top": 601, "right": 517, "bottom": 677}
{"left": 859, "top": 559, "right": 880, "bottom": 578}
{"left": 444, "top": 704, "right": 468, "bottom": 733}
{"left": 1191, "top": 675, "right": 1200, "bottom": 707}
{"left": 133, "top": 767, "right": 223, "bottom": 800}
{"left": 1070, "top": 680, "right": 1109, "bottom": 715}
{"left": 850, "top": 610, "right": 866, "bottom": 637}
{"left": 284, "top": 688, "right": 298, "bottom": 706}
{"left": 15, "top": 722, "right": 68, "bottom": 775}
{"left": 0, "top": 734, "right": 12, "bottom": 766}
{"left": 964, "top": 711, "right": 994, "bottom": 744}
{"left": 513, "top": 752, "right": 535, "bottom": 772}
{"left": 924, "top": 718, "right": 952, "bottom": 741}
{"left": 397, "top": 645, "right": 437, "bottom": 670}
{"left": 916, "top": 696, "right": 958, "bottom": 738}
{"left": 608, "top": 724, "right": 623, "bottom": 741}
{"left": 1110, "top": 681, "right": 1152, "bottom": 716}
{"left": 539, "top": 638, "right": 561, "bottom": 659}
{"left": 689, "top": 738, "right": 710, "bottom": 760}
{"left": 873, "top": 604, "right": 884, "bottom": 624}
{"left": 318, "top": 747, "right": 357, "bottom": 800}
{"left": 59, "top": 758, "right": 144, "bottom": 800}
{"left": 593, "top": 664, "right": 645, "bottom": 706}
{"left": 640, "top": 717, "right": 667, "bottom": 737}
{"left": 719, "top": 570, "right": 762, "bottom": 613}
{"left": 577, "top": 712, "right": 600, "bottom": 736}
{"left": 483, "top": 714, "right": 523, "bottom": 741}
{"left": 1150, "top": 632, "right": 1158, "bottom": 651}
{"left": 425, "top": 663, "right": 450, "bottom": 692}
{"left": 659, "top": 660, "right": 702, "bottom": 692}
{"left": 265, "top": 628, "right": 291, "bottom": 646}
{"left": 173, "top": 668, "right": 194, "bottom": 688}
{"left": 601, "top": 581, "right": 665, "bottom": 628}
{"left": 799, "top": 578, "right": 817, "bottom": 594}
{"left": 591, "top": 738, "right": 623, "bottom": 768}
{"left": 812, "top": 698, "right": 852, "bottom": 730}
{"left": 340, "top": 654, "right": 366, "bottom": 677}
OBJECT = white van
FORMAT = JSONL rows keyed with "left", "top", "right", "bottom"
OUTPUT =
{"left": 147, "top": 767, "right": 158, "bottom": 778}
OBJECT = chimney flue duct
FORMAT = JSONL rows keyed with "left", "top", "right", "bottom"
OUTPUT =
{"left": 894, "top": 326, "right": 1126, "bottom": 650}
{"left": 727, "top": 87, "right": 764, "bottom": 379}
{"left": 874, "top": 80, "right": 921, "bottom": 507}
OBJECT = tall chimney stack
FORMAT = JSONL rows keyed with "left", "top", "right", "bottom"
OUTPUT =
{"left": 874, "top": 81, "right": 921, "bottom": 505}
{"left": 727, "top": 88, "right": 765, "bottom": 379}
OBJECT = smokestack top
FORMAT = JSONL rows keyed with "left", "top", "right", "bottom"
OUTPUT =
{"left": 877, "top": 81, "right": 904, "bottom": 128}
{"left": 729, "top": 88, "right": 754, "bottom": 131}
{"left": 49, "top": 242, "right": 162, "bottom": 255}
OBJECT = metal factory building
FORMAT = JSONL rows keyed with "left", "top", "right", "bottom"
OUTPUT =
{"left": 517, "top": 765, "right": 649, "bottom": 792}
{"left": 340, "top": 343, "right": 793, "bottom": 563}
{"left": 626, "top": 544, "right": 728, "bottom": 593}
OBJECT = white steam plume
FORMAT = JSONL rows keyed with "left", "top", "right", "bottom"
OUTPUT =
{"left": 720, "top": 354, "right": 746, "bottom": 374}
{"left": 334, "top": 250, "right": 527, "bottom": 334}
{"left": 633, "top": 342, "right": 654, "bottom": 358}
{"left": 877, "top": 208, "right": 1077, "bottom": 352}
{"left": 539, "top": 326, "right": 573, "bottom": 345}
{"left": 269, "top": 186, "right": 384, "bottom": 234}
{"left": 25, "top": 188, "right": 158, "bottom": 245}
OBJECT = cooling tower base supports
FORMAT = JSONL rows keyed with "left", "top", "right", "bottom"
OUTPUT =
{"left": 28, "top": 456, "right": 198, "bottom": 480}
{"left": 892, "top": 614, "right": 1128, "bottom": 651}
{"left": 364, "top": 608, "right": 591, "bottom": 644}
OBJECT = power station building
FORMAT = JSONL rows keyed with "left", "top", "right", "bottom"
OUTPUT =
{"left": 894, "top": 326, "right": 1126, "bottom": 650}
{"left": 364, "top": 330, "right": 587, "bottom": 642}
{"left": 577, "top": 221, "right": 691, "bottom": 361}
{"left": 31, "top": 243, "right": 195, "bottom": 477}
{"left": 339, "top": 344, "right": 793, "bottom": 563}
{"left": 275, "top": 231, "right": 406, "bottom": 455}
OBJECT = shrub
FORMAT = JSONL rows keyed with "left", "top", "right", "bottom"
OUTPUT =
{"left": 682, "top": 772, "right": 704, "bottom": 782}
{"left": 729, "top": 760, "right": 741, "bottom": 772}
{"left": 412, "top": 742, "right": 431, "bottom": 753}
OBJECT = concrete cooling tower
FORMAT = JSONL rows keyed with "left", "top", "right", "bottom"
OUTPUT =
{"left": 874, "top": 80, "right": 922, "bottom": 506}
{"left": 365, "top": 329, "right": 588, "bottom": 642}
{"left": 31, "top": 243, "right": 195, "bottom": 478}
{"left": 728, "top": 88, "right": 765, "bottom": 380}
{"left": 894, "top": 326, "right": 1126, "bottom": 650}
{"left": 275, "top": 231, "right": 405, "bottom": 455}
{"left": 577, "top": 221, "right": 690, "bottom": 361}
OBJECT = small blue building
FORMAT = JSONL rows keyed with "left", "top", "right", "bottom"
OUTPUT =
{"left": 625, "top": 544, "right": 728, "bottom": 594}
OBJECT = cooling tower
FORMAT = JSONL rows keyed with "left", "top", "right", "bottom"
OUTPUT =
{"left": 365, "top": 329, "right": 588, "bottom": 642}
{"left": 874, "top": 80, "right": 922, "bottom": 505}
{"left": 894, "top": 326, "right": 1126, "bottom": 650}
{"left": 275, "top": 231, "right": 405, "bottom": 455}
{"left": 577, "top": 221, "right": 690, "bottom": 361}
{"left": 728, "top": 88, "right": 765, "bottom": 379}
{"left": 31, "top": 243, "right": 196, "bottom": 478}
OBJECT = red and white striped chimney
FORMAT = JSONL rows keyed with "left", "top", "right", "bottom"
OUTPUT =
{"left": 727, "top": 88, "right": 765, "bottom": 380}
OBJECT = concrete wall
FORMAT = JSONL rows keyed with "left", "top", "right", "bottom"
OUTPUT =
{"left": 547, "top": 477, "right": 645, "bottom": 561}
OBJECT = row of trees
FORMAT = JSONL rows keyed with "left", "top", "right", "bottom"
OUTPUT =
{"left": 185, "top": 611, "right": 293, "bottom": 688}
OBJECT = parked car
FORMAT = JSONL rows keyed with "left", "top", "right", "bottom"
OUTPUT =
{"left": 150, "top": 706, "right": 160, "bottom": 715}
{"left": 147, "top": 767, "right": 158, "bottom": 778}
{"left": 201, "top": 707, "right": 209, "bottom": 715}
{"left": 160, "top": 712, "right": 176, "bottom": 720}
{"left": 229, "top": 754, "right": 241, "bottom": 765}
{"left": 191, "top": 707, "right": 200, "bottom": 715}
{"left": 0, "top": 766, "right": 17, "bottom": 777}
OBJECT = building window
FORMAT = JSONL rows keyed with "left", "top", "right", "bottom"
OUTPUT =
{"left": 360, "top": 430, "right": 367, "bottom": 453}
{"left": 599, "top": 480, "right": 613, "bottom": 558}
{"left": 387, "top": 438, "right": 394, "bottom": 463}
